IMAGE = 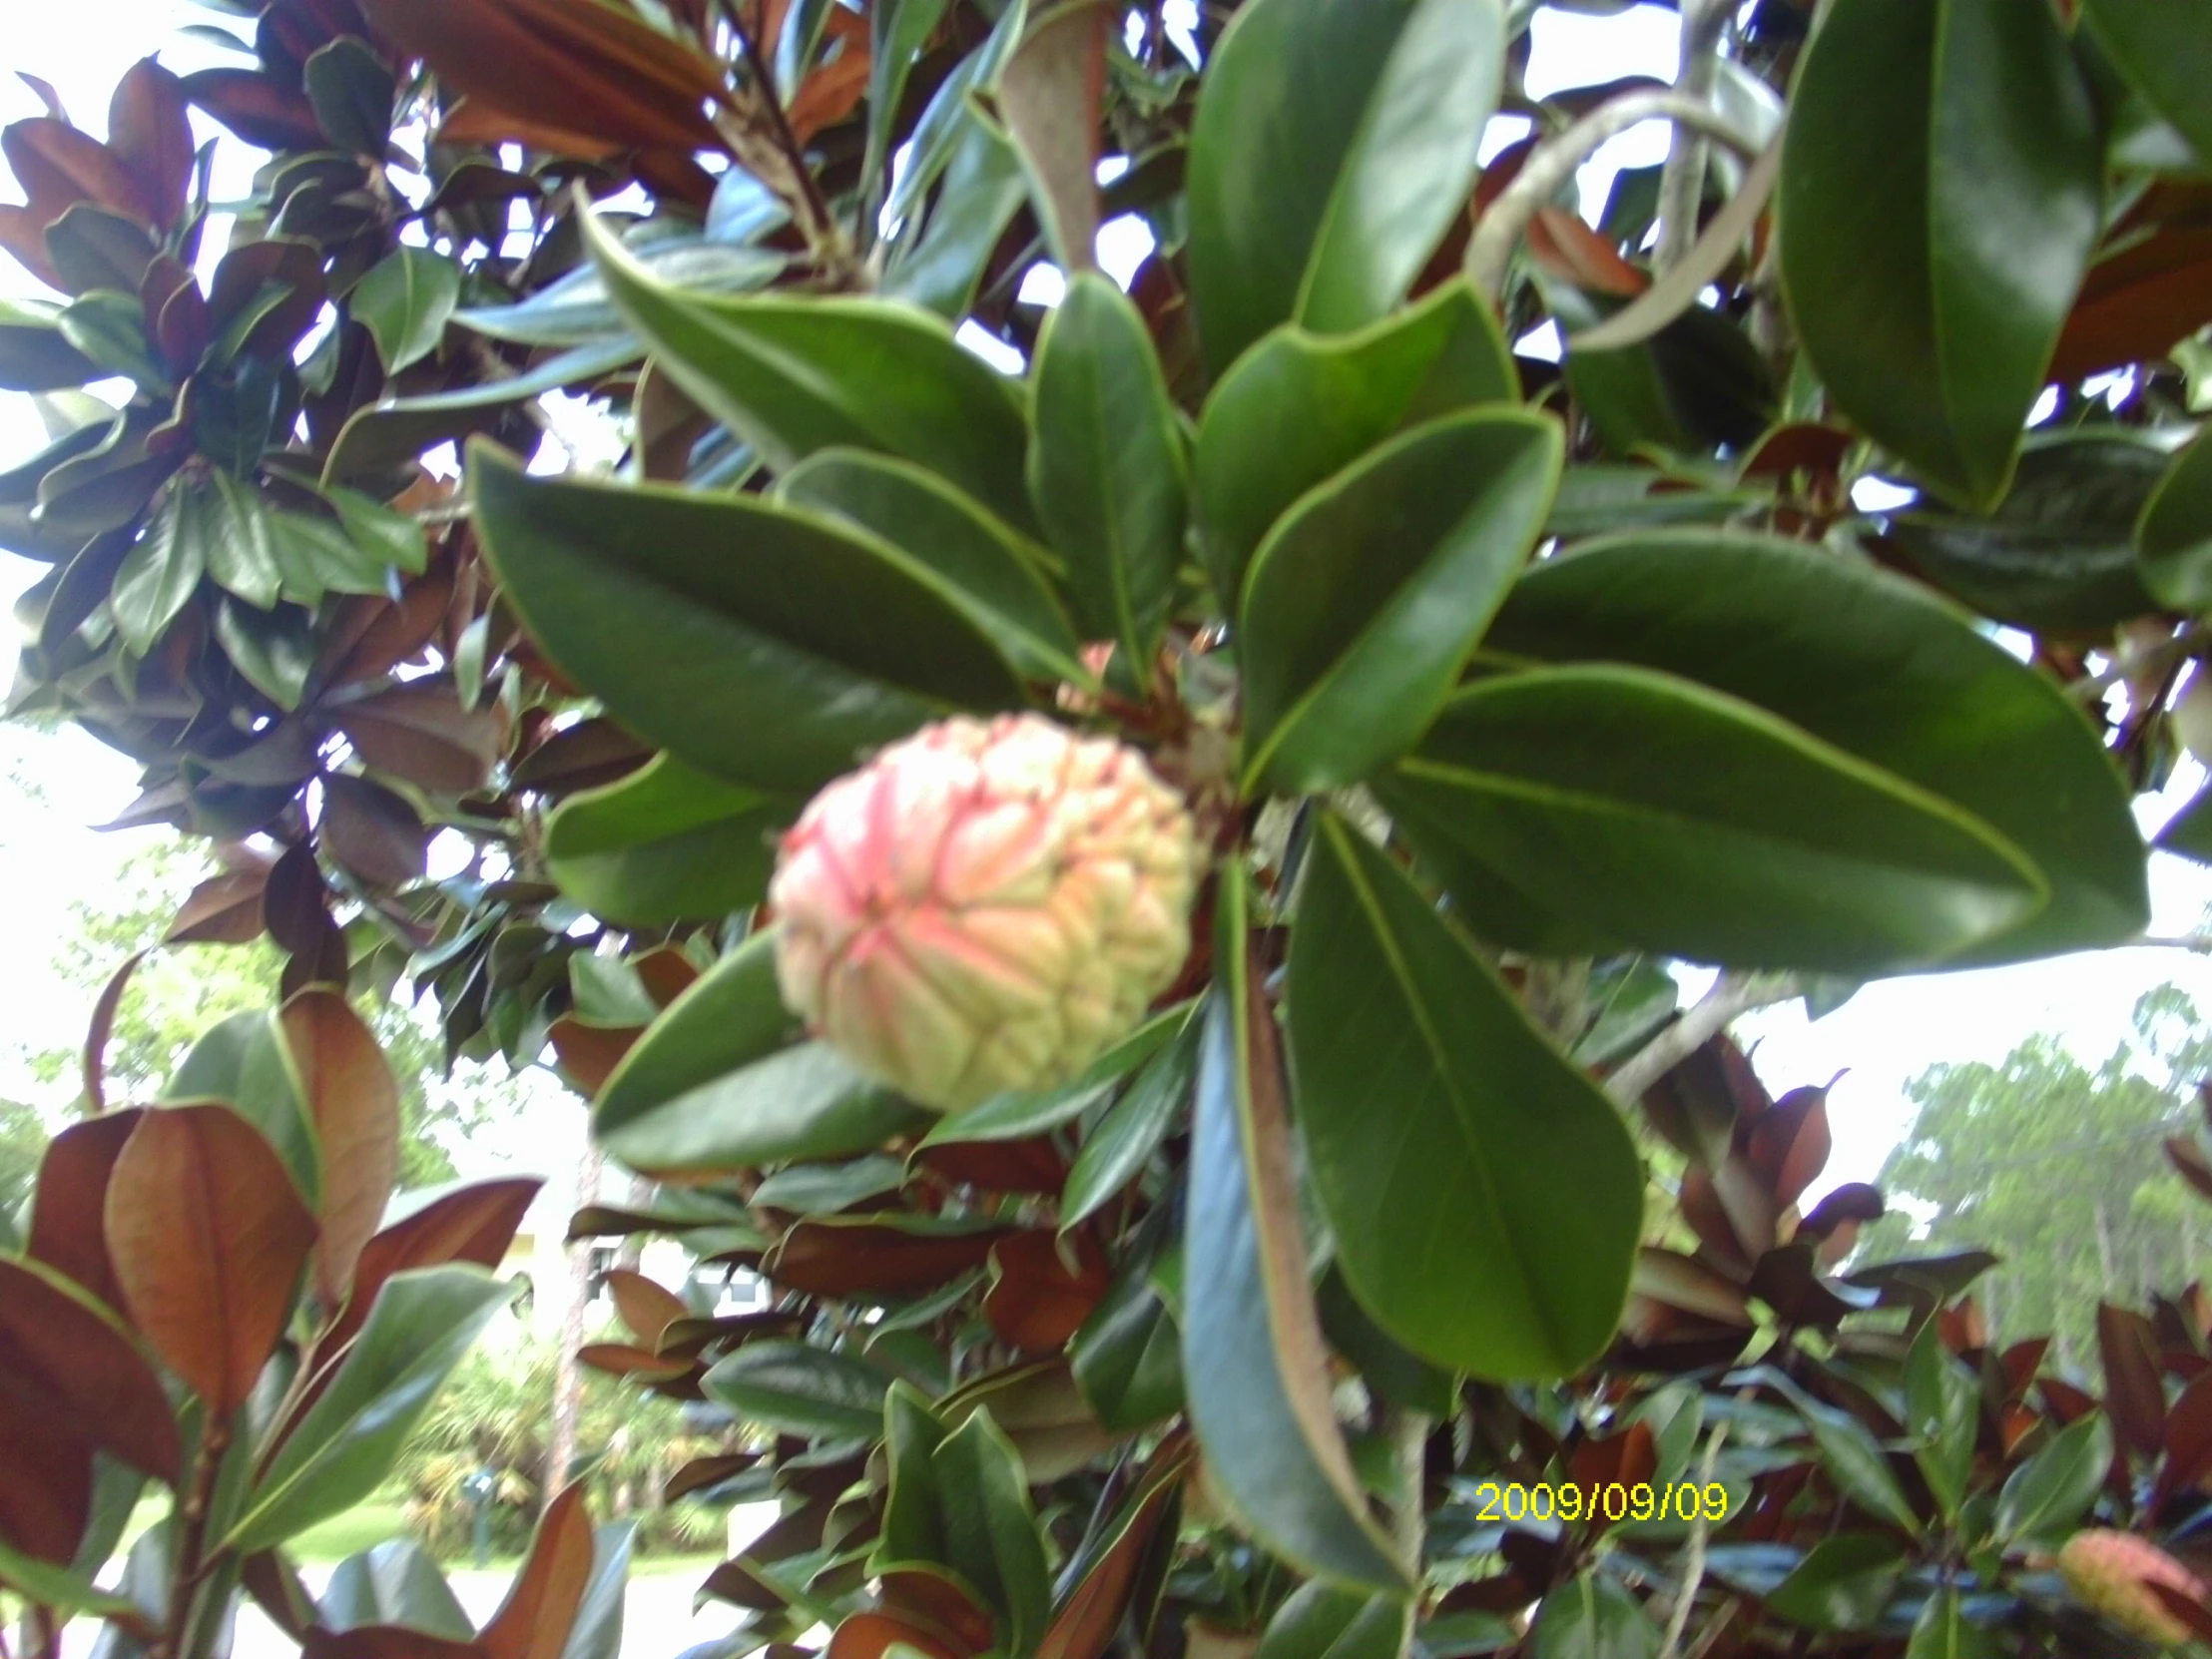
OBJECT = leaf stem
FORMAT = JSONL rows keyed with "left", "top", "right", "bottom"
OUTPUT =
{"left": 1654, "top": 0, "right": 1732, "bottom": 276}
{"left": 156, "top": 1418, "right": 231, "bottom": 1659}
{"left": 720, "top": 12, "right": 851, "bottom": 282}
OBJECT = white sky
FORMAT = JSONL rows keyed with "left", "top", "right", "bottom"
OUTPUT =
{"left": 3, "top": 4, "right": 2210, "bottom": 1209}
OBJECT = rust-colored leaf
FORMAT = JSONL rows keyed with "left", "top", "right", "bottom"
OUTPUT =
{"left": 167, "top": 867, "right": 273, "bottom": 945}
{"left": 26, "top": 1110, "right": 143, "bottom": 1313}
{"left": 1747, "top": 1085, "right": 1831, "bottom": 1211}
{"left": 83, "top": 950, "right": 147, "bottom": 1114}
{"left": 877, "top": 1571, "right": 995, "bottom": 1657}
{"left": 604, "top": 1268, "right": 689, "bottom": 1349}
{"left": 319, "top": 1176, "right": 542, "bottom": 1357}
{"left": 767, "top": 1216, "right": 1010, "bottom": 1297}
{"left": 1034, "top": 1448, "right": 1185, "bottom": 1659}
{"left": 983, "top": 1230, "right": 1111, "bottom": 1351}
{"left": 206, "top": 238, "right": 328, "bottom": 358}
{"left": 1529, "top": 207, "right": 1645, "bottom": 298}
{"left": 548, "top": 1017, "right": 639, "bottom": 1099}
{"left": 1630, "top": 1247, "right": 1751, "bottom": 1326}
{"left": 107, "top": 1105, "right": 318, "bottom": 1414}
{"left": 320, "top": 773, "right": 429, "bottom": 888}
{"left": 665, "top": 1452, "right": 757, "bottom": 1501}
{"left": 181, "top": 69, "right": 324, "bottom": 151}
{"left": 577, "top": 1342, "right": 694, "bottom": 1381}
{"left": 2050, "top": 229, "right": 2212, "bottom": 385}
{"left": 2159, "top": 1367, "right": 2212, "bottom": 1505}
{"left": 281, "top": 988, "right": 402, "bottom": 1309}
{"left": 787, "top": 46, "right": 871, "bottom": 143}
{"left": 2099, "top": 1302, "right": 2168, "bottom": 1460}
{"left": 908, "top": 1135, "right": 1067, "bottom": 1195}
{"left": 481, "top": 1485, "right": 594, "bottom": 1659}
{"left": 2171, "top": 1135, "right": 2212, "bottom": 1205}
{"left": 319, "top": 562, "right": 456, "bottom": 688}
{"left": 2150, "top": 1581, "right": 2212, "bottom": 1645}
{"left": 509, "top": 718, "right": 651, "bottom": 795}
{"left": 108, "top": 60, "right": 195, "bottom": 231}
{"left": 0, "top": 202, "right": 64, "bottom": 288}
{"left": 827, "top": 1613, "right": 966, "bottom": 1659}
{"left": 358, "top": 0, "right": 728, "bottom": 154}
{"left": 633, "top": 945, "right": 700, "bottom": 1007}
{"left": 1, "top": 118, "right": 149, "bottom": 223}
{"left": 0, "top": 1255, "right": 182, "bottom": 1484}
{"left": 332, "top": 682, "right": 503, "bottom": 794}
{"left": 0, "top": 1411, "right": 91, "bottom": 1563}
{"left": 1569, "top": 1420, "right": 1657, "bottom": 1498}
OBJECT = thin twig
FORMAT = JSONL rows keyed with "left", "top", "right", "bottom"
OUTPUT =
{"left": 723, "top": 11, "right": 848, "bottom": 276}
{"left": 155, "top": 1420, "right": 232, "bottom": 1659}
{"left": 1657, "top": 1421, "right": 1731, "bottom": 1659}
{"left": 1464, "top": 90, "right": 1761, "bottom": 300}
{"left": 2131, "top": 934, "right": 2212, "bottom": 955}
{"left": 1606, "top": 971, "right": 1802, "bottom": 1106}
{"left": 1654, "top": 0, "right": 1732, "bottom": 276}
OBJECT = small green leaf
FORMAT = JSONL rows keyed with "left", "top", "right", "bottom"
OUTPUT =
{"left": 1027, "top": 273, "right": 1188, "bottom": 673}
{"left": 205, "top": 468, "right": 283, "bottom": 608}
{"left": 1288, "top": 813, "right": 1641, "bottom": 1379}
{"left": 1240, "top": 408, "right": 1559, "bottom": 795}
{"left": 1070, "top": 1261, "right": 1184, "bottom": 1431}
{"left": 1765, "top": 1534, "right": 1911, "bottom": 1632}
{"left": 883, "top": 111, "right": 1032, "bottom": 321}
{"left": 2139, "top": 429, "right": 2212, "bottom": 613}
{"left": 874, "top": 1381, "right": 951, "bottom": 1568}
{"left": 1993, "top": 1414, "right": 2110, "bottom": 1545}
{"left": 215, "top": 596, "right": 315, "bottom": 709}
{"left": 1258, "top": 1581, "right": 1409, "bottom": 1659}
{"left": 1906, "top": 1588, "right": 1996, "bottom": 1659}
{"left": 227, "top": 1268, "right": 511, "bottom": 1552}
{"left": 1527, "top": 1574, "right": 1659, "bottom": 1659}
{"left": 1904, "top": 1323, "right": 1980, "bottom": 1524}
{"left": 1061, "top": 1006, "right": 1201, "bottom": 1232}
{"left": 703, "top": 1341, "right": 895, "bottom": 1439}
{"left": 578, "top": 206, "right": 1034, "bottom": 527}
{"left": 1192, "top": 280, "right": 1516, "bottom": 599}
{"left": 352, "top": 247, "right": 461, "bottom": 374}
{"left": 57, "top": 290, "right": 169, "bottom": 393}
{"left": 1794, "top": 1397, "right": 1922, "bottom": 1535}
{"left": 544, "top": 754, "right": 788, "bottom": 926}
{"left": 469, "top": 441, "right": 1023, "bottom": 795}
{"left": 930, "top": 1409, "right": 1053, "bottom": 1653}
{"left": 1779, "top": 0, "right": 2102, "bottom": 507}
{"left": 0, "top": 1536, "right": 152, "bottom": 1623}
{"left": 112, "top": 482, "right": 208, "bottom": 653}
{"left": 1186, "top": 0, "right": 1505, "bottom": 371}
{"left": 323, "top": 482, "right": 428, "bottom": 576}
{"left": 320, "top": 1539, "right": 474, "bottom": 1639}
{"left": 0, "top": 297, "right": 100, "bottom": 390}
{"left": 303, "top": 37, "right": 394, "bottom": 158}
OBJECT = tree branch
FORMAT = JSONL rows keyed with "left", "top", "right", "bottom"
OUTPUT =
{"left": 717, "top": 13, "right": 850, "bottom": 281}
{"left": 1606, "top": 971, "right": 1802, "bottom": 1106}
{"left": 1656, "top": 1420, "right": 1730, "bottom": 1659}
{"left": 1654, "top": 0, "right": 1731, "bottom": 276}
{"left": 1463, "top": 91, "right": 1761, "bottom": 301}
{"left": 2130, "top": 934, "right": 2212, "bottom": 955}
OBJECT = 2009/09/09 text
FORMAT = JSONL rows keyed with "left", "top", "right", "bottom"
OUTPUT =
{"left": 1467, "top": 1482, "right": 1731, "bottom": 1523}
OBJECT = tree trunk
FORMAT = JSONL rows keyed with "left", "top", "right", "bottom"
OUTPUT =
{"left": 546, "top": 1140, "right": 605, "bottom": 1507}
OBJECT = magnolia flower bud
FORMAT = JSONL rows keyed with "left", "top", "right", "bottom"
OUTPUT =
{"left": 770, "top": 714, "right": 1201, "bottom": 1112}
{"left": 2059, "top": 1529, "right": 2206, "bottom": 1645}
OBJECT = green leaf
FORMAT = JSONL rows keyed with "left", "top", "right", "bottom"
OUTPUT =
{"left": 1315, "top": 1272, "right": 1457, "bottom": 1419}
{"left": 1793, "top": 1397, "right": 1922, "bottom": 1535}
{"left": 0, "top": 1536, "right": 152, "bottom": 1622}
{"left": 1907, "top": 1588, "right": 1996, "bottom": 1659}
{"left": 0, "top": 298, "right": 99, "bottom": 391}
{"left": 303, "top": 37, "right": 395, "bottom": 157}
{"left": 166, "top": 1008, "right": 317, "bottom": 1204}
{"left": 873, "top": 1381, "right": 951, "bottom": 1567}
{"left": 776, "top": 448, "right": 1085, "bottom": 684}
{"left": 1185, "top": 0, "right": 1505, "bottom": 372}
{"left": 1182, "top": 863, "right": 1409, "bottom": 1593}
{"left": 1288, "top": 812, "right": 1641, "bottom": 1378}
{"left": 593, "top": 930, "right": 927, "bottom": 1174}
{"left": 1070, "top": 1260, "right": 1184, "bottom": 1430}
{"left": 1904, "top": 1323, "right": 1980, "bottom": 1524}
{"left": 215, "top": 596, "right": 315, "bottom": 709}
{"left": 544, "top": 754, "right": 788, "bottom": 926}
{"left": 1993, "top": 1413, "right": 2110, "bottom": 1545}
{"left": 1027, "top": 273, "right": 1188, "bottom": 672}
{"left": 469, "top": 441, "right": 1023, "bottom": 796}
{"left": 1886, "top": 435, "right": 2165, "bottom": 633}
{"left": 561, "top": 1521, "right": 635, "bottom": 1659}
{"left": 324, "top": 482, "right": 429, "bottom": 576}
{"left": 1778, "top": 0, "right": 2101, "bottom": 508}
{"left": 1240, "top": 409, "right": 1558, "bottom": 795}
{"left": 320, "top": 1539, "right": 474, "bottom": 1639}
{"left": 112, "top": 482, "right": 208, "bottom": 653}
{"left": 1483, "top": 529, "right": 2147, "bottom": 964}
{"left": 352, "top": 247, "right": 461, "bottom": 374}
{"left": 2139, "top": 430, "right": 2212, "bottom": 613}
{"left": 883, "top": 109, "right": 1032, "bottom": 321}
{"left": 1764, "top": 1534, "right": 1911, "bottom": 1632}
{"left": 455, "top": 240, "right": 784, "bottom": 347}
{"left": 227, "top": 1267, "right": 512, "bottom": 1552}
{"left": 1061, "top": 1005, "right": 1201, "bottom": 1232}
{"left": 864, "top": 0, "right": 957, "bottom": 217}
{"left": 1258, "top": 1581, "right": 1410, "bottom": 1659}
{"left": 1527, "top": 1575, "right": 1658, "bottom": 1659}
{"left": 2080, "top": 0, "right": 2212, "bottom": 168}
{"left": 1377, "top": 665, "right": 2044, "bottom": 974}
{"left": 1192, "top": 280, "right": 1516, "bottom": 600}
{"left": 578, "top": 206, "right": 1034, "bottom": 526}
{"left": 266, "top": 511, "right": 390, "bottom": 606}
{"left": 1551, "top": 286, "right": 1776, "bottom": 459}
{"left": 58, "top": 290, "right": 169, "bottom": 392}
{"left": 930, "top": 1409, "right": 1052, "bottom": 1653}
{"left": 204, "top": 468, "right": 283, "bottom": 609}
{"left": 702, "top": 1340, "right": 895, "bottom": 1439}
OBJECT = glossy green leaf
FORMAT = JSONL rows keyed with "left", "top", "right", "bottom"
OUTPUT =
{"left": 1527, "top": 1575, "right": 1658, "bottom": 1659}
{"left": 703, "top": 1341, "right": 895, "bottom": 1439}
{"left": 303, "top": 37, "right": 394, "bottom": 157}
{"left": 1904, "top": 1323, "right": 1979, "bottom": 1523}
{"left": 544, "top": 754, "right": 788, "bottom": 926}
{"left": 864, "top": 0, "right": 957, "bottom": 218}
{"left": 1185, "top": 0, "right": 1504, "bottom": 372}
{"left": 215, "top": 597, "right": 315, "bottom": 710}
{"left": 931, "top": 1409, "right": 1052, "bottom": 1653}
{"left": 2080, "top": 0, "right": 2212, "bottom": 167}
{"left": 456, "top": 240, "right": 783, "bottom": 347}
{"left": 1765, "top": 1534, "right": 1910, "bottom": 1632}
{"left": 883, "top": 110, "right": 1032, "bottom": 320}
{"left": 469, "top": 441, "right": 1023, "bottom": 796}
{"left": 1378, "top": 665, "right": 2044, "bottom": 973}
{"left": 1061, "top": 1005, "right": 1201, "bottom": 1231}
{"left": 873, "top": 1381, "right": 951, "bottom": 1567}
{"left": 1907, "top": 1588, "right": 1995, "bottom": 1659}
{"left": 112, "top": 481, "right": 207, "bottom": 654}
{"left": 204, "top": 468, "right": 283, "bottom": 609}
{"left": 0, "top": 299, "right": 99, "bottom": 391}
{"left": 1484, "top": 529, "right": 2147, "bottom": 964}
{"left": 593, "top": 930, "right": 927, "bottom": 1174}
{"left": 579, "top": 206, "right": 1034, "bottom": 526}
{"left": 1288, "top": 813, "right": 1641, "bottom": 1378}
{"left": 227, "top": 1267, "right": 511, "bottom": 1552}
{"left": 57, "top": 290, "right": 168, "bottom": 393}
{"left": 266, "top": 510, "right": 396, "bottom": 606}
{"left": 320, "top": 1539, "right": 474, "bottom": 1639}
{"left": 1795, "top": 1398, "right": 1921, "bottom": 1535}
{"left": 352, "top": 247, "right": 460, "bottom": 374}
{"left": 1192, "top": 280, "right": 1516, "bottom": 599}
{"left": 1315, "top": 1272, "right": 1456, "bottom": 1419}
{"left": 1258, "top": 1581, "right": 1409, "bottom": 1659}
{"left": 776, "top": 448, "right": 1085, "bottom": 684}
{"left": 2139, "top": 430, "right": 2212, "bottom": 613}
{"left": 0, "top": 1537, "right": 151, "bottom": 1622}
{"left": 1551, "top": 286, "right": 1776, "bottom": 459}
{"left": 1993, "top": 1413, "right": 2109, "bottom": 1545}
{"left": 1027, "top": 273, "right": 1188, "bottom": 671}
{"left": 1779, "top": 0, "right": 2101, "bottom": 508}
{"left": 1070, "top": 1261, "right": 1184, "bottom": 1431}
{"left": 1887, "top": 435, "right": 2164, "bottom": 633}
{"left": 1240, "top": 409, "right": 1559, "bottom": 795}
{"left": 166, "top": 1008, "right": 317, "bottom": 1203}
{"left": 1182, "top": 864, "right": 1409, "bottom": 1593}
